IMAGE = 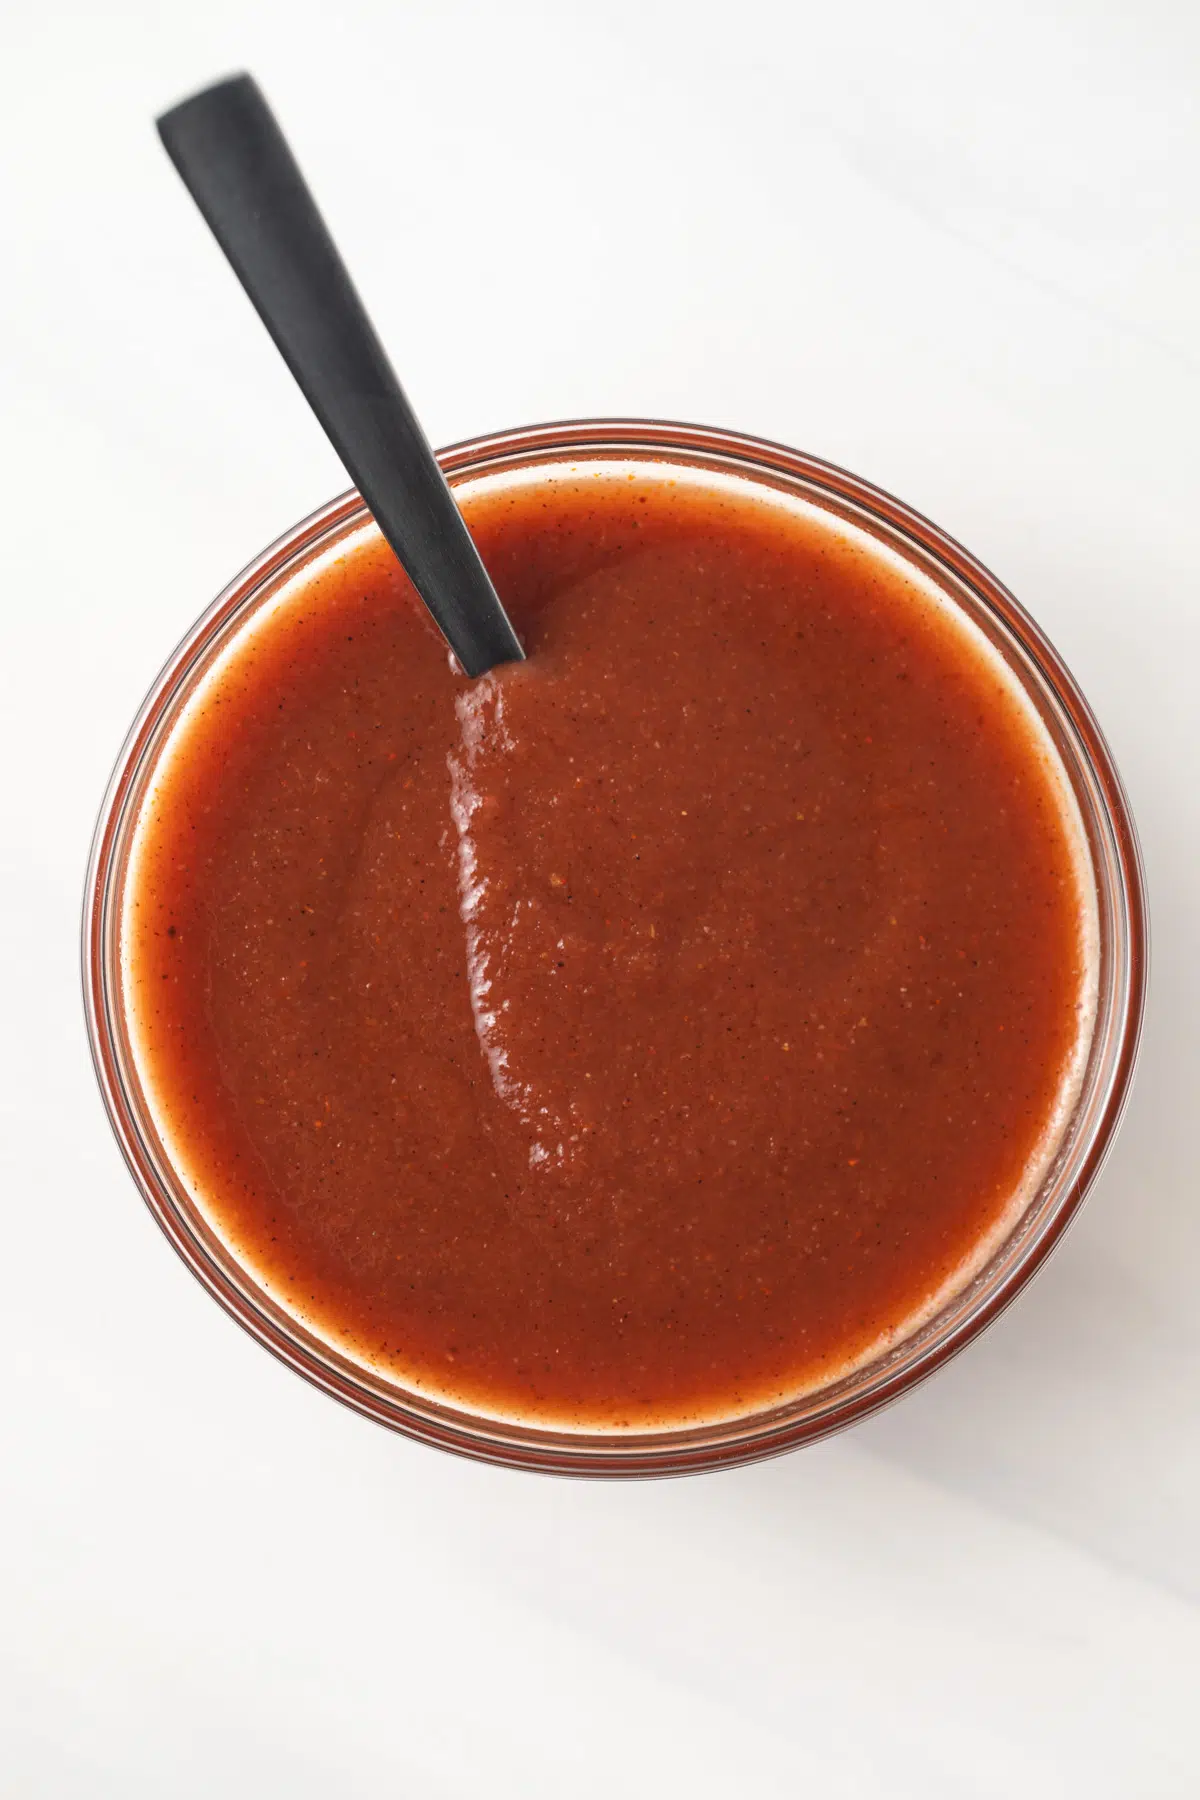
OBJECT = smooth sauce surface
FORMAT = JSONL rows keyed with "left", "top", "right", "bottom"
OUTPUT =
{"left": 127, "top": 465, "right": 1091, "bottom": 1428}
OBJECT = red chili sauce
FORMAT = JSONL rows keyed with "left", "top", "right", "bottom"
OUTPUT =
{"left": 127, "top": 465, "right": 1091, "bottom": 1428}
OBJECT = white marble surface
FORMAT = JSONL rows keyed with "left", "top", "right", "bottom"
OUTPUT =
{"left": 2, "top": 1, "right": 1198, "bottom": 1792}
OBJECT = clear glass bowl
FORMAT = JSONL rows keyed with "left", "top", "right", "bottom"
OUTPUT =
{"left": 83, "top": 419, "right": 1148, "bottom": 1476}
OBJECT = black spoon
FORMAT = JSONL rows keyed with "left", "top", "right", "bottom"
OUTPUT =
{"left": 157, "top": 73, "right": 524, "bottom": 678}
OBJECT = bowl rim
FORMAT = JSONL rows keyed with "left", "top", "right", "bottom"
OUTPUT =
{"left": 82, "top": 416, "right": 1149, "bottom": 1477}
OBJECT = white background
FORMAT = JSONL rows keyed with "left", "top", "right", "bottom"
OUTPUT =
{"left": 2, "top": 1, "right": 1198, "bottom": 1793}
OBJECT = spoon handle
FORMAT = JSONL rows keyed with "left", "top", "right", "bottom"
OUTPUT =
{"left": 157, "top": 73, "right": 524, "bottom": 677}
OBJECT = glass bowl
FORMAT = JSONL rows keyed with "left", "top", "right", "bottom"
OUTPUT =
{"left": 83, "top": 419, "right": 1148, "bottom": 1476}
